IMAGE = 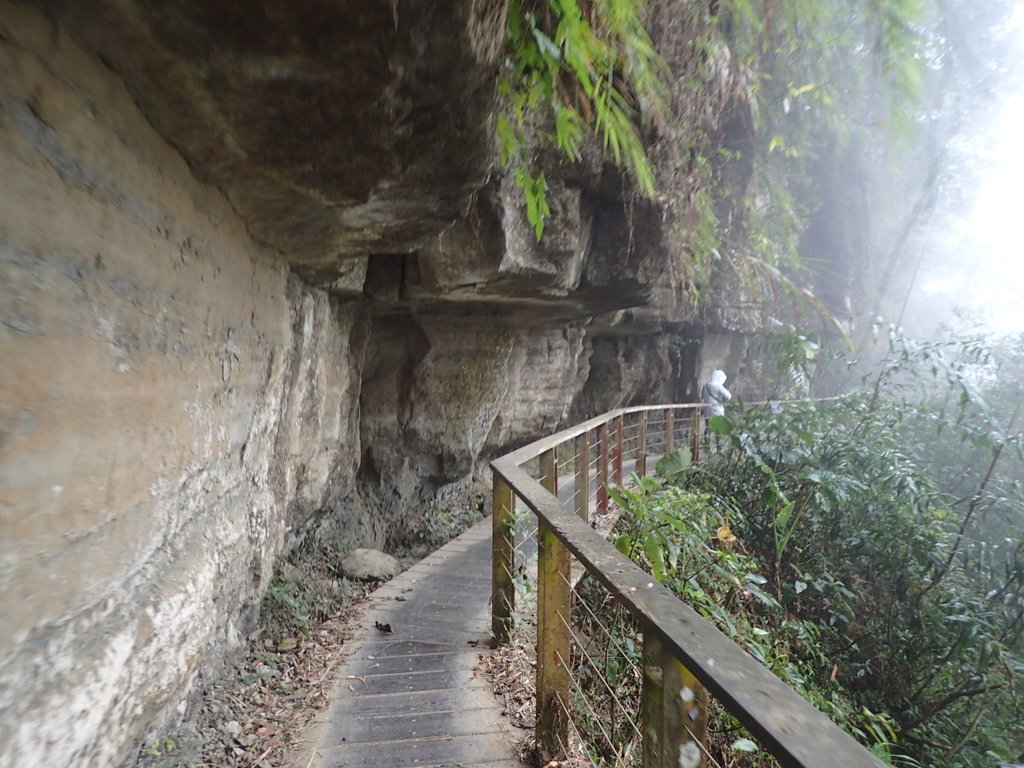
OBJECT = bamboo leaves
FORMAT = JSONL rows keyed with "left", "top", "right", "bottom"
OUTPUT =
{"left": 501, "top": 0, "right": 666, "bottom": 239}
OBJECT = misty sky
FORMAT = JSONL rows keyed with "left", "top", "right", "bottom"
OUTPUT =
{"left": 916, "top": 3, "right": 1024, "bottom": 336}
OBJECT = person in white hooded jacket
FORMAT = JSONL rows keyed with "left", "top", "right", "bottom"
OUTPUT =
{"left": 703, "top": 369, "right": 732, "bottom": 418}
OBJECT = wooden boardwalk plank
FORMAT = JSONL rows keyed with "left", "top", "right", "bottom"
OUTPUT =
{"left": 318, "top": 732, "right": 516, "bottom": 768}
{"left": 295, "top": 518, "right": 523, "bottom": 768}
{"left": 325, "top": 688, "right": 490, "bottom": 719}
{"left": 342, "top": 652, "right": 477, "bottom": 677}
{"left": 321, "top": 707, "right": 508, "bottom": 745}
{"left": 339, "top": 668, "right": 490, "bottom": 697}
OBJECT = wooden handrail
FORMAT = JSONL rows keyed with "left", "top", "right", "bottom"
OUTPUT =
{"left": 495, "top": 396, "right": 847, "bottom": 467}
{"left": 496, "top": 402, "right": 692, "bottom": 468}
{"left": 490, "top": 401, "right": 883, "bottom": 768}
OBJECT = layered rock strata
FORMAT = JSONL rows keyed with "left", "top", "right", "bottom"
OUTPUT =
{"left": 0, "top": 2, "right": 717, "bottom": 765}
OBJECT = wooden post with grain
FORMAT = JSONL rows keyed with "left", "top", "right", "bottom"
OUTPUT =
{"left": 613, "top": 415, "right": 624, "bottom": 485}
{"left": 637, "top": 411, "right": 648, "bottom": 476}
{"left": 535, "top": 447, "right": 571, "bottom": 759}
{"left": 491, "top": 473, "right": 515, "bottom": 645}
{"left": 690, "top": 406, "right": 702, "bottom": 465}
{"left": 574, "top": 431, "right": 589, "bottom": 521}
{"left": 642, "top": 629, "right": 708, "bottom": 768}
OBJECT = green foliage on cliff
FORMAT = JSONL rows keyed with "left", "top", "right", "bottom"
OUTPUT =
{"left": 499, "top": 0, "right": 942, "bottom": 343}
{"left": 500, "top": 0, "right": 667, "bottom": 238}
{"left": 499, "top": 0, "right": 1013, "bottom": 360}
{"left": 674, "top": 0, "right": 934, "bottom": 322}
{"left": 713, "top": 0, "right": 927, "bottom": 135}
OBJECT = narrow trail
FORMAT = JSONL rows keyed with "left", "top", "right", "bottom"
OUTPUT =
{"left": 295, "top": 519, "right": 524, "bottom": 768}
{"left": 293, "top": 446, "right": 651, "bottom": 768}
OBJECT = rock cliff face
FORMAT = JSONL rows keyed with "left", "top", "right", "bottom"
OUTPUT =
{"left": 0, "top": 2, "right": 720, "bottom": 765}
{"left": 0, "top": 8, "right": 371, "bottom": 762}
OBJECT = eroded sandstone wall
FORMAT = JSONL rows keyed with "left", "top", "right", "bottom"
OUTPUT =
{"left": 354, "top": 315, "right": 593, "bottom": 545}
{"left": 0, "top": 12, "right": 608, "bottom": 763}
{"left": 0, "top": 3, "right": 706, "bottom": 765}
{"left": 0, "top": 7, "right": 365, "bottom": 765}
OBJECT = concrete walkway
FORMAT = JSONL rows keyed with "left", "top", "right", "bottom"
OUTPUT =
{"left": 297, "top": 519, "right": 524, "bottom": 768}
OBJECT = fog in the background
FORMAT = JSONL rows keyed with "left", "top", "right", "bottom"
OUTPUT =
{"left": 895, "top": 3, "right": 1024, "bottom": 338}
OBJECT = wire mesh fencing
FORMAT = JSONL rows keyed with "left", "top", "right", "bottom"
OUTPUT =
{"left": 491, "top": 406, "right": 704, "bottom": 761}
{"left": 557, "top": 572, "right": 645, "bottom": 766}
{"left": 491, "top": 403, "right": 884, "bottom": 768}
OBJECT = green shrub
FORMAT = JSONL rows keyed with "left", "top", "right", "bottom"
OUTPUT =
{"left": 608, "top": 334, "right": 1024, "bottom": 765}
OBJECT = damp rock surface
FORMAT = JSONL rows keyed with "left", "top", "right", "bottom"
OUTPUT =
{"left": 340, "top": 549, "right": 400, "bottom": 582}
{"left": 0, "top": 2, "right": 732, "bottom": 766}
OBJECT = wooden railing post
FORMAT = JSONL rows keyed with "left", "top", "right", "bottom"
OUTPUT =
{"left": 642, "top": 630, "right": 708, "bottom": 768}
{"left": 536, "top": 448, "right": 571, "bottom": 760}
{"left": 574, "top": 431, "right": 589, "bottom": 522}
{"left": 613, "top": 415, "right": 624, "bottom": 485}
{"left": 539, "top": 447, "right": 558, "bottom": 497}
{"left": 637, "top": 411, "right": 648, "bottom": 476}
{"left": 690, "top": 407, "right": 702, "bottom": 464}
{"left": 490, "top": 403, "right": 888, "bottom": 768}
{"left": 491, "top": 473, "right": 515, "bottom": 645}
{"left": 642, "top": 632, "right": 664, "bottom": 768}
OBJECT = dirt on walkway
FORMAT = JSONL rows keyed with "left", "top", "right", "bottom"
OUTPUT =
{"left": 129, "top": 545, "right": 378, "bottom": 768}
